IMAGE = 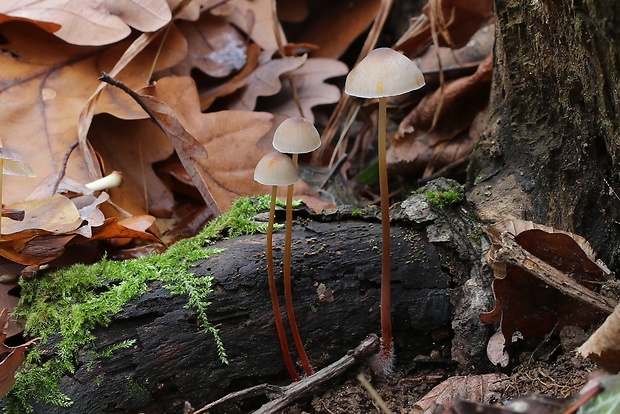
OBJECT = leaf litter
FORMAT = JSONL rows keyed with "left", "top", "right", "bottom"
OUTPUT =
{"left": 1, "top": 0, "right": 618, "bottom": 412}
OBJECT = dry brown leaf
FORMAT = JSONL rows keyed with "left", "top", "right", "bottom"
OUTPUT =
{"left": 482, "top": 220, "right": 611, "bottom": 348}
{"left": 412, "top": 373, "right": 509, "bottom": 414}
{"left": 0, "top": 0, "right": 171, "bottom": 46}
{"left": 397, "top": 0, "right": 493, "bottom": 55}
{"left": 277, "top": 0, "right": 308, "bottom": 23}
{"left": 257, "top": 57, "right": 348, "bottom": 148}
{"left": 198, "top": 42, "right": 261, "bottom": 110}
{"left": 88, "top": 115, "right": 175, "bottom": 218}
{"left": 228, "top": 0, "right": 286, "bottom": 50}
{"left": 2, "top": 195, "right": 82, "bottom": 236}
{"left": 296, "top": 0, "right": 380, "bottom": 59}
{"left": 1, "top": 22, "right": 186, "bottom": 206}
{"left": 387, "top": 55, "right": 492, "bottom": 177}
{"left": 169, "top": 13, "right": 247, "bottom": 77}
{"left": 227, "top": 53, "right": 307, "bottom": 111}
{"left": 0, "top": 308, "right": 38, "bottom": 398}
{"left": 0, "top": 234, "right": 75, "bottom": 266}
{"left": 0, "top": 283, "right": 20, "bottom": 338}
{"left": 144, "top": 76, "right": 328, "bottom": 212}
{"left": 579, "top": 303, "right": 620, "bottom": 372}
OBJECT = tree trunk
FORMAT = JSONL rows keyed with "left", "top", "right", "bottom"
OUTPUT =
{"left": 32, "top": 179, "right": 489, "bottom": 413}
{"left": 468, "top": 0, "right": 620, "bottom": 268}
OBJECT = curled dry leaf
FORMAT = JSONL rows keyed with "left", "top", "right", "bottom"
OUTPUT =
{"left": 169, "top": 13, "right": 247, "bottom": 78}
{"left": 579, "top": 304, "right": 620, "bottom": 372}
{"left": 0, "top": 308, "right": 39, "bottom": 399}
{"left": 0, "top": 22, "right": 185, "bottom": 206}
{"left": 296, "top": 0, "right": 380, "bottom": 59}
{"left": 0, "top": 0, "right": 171, "bottom": 46}
{"left": 387, "top": 54, "right": 492, "bottom": 177}
{"left": 88, "top": 115, "right": 175, "bottom": 218}
{"left": 482, "top": 219, "right": 612, "bottom": 350}
{"left": 228, "top": 0, "right": 286, "bottom": 51}
{"left": 228, "top": 53, "right": 308, "bottom": 111}
{"left": 396, "top": 0, "right": 494, "bottom": 55}
{"left": 143, "top": 76, "right": 329, "bottom": 212}
{"left": 412, "top": 373, "right": 509, "bottom": 414}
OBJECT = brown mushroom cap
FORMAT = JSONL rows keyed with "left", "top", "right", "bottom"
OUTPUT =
{"left": 345, "top": 47, "right": 425, "bottom": 98}
{"left": 254, "top": 151, "right": 299, "bottom": 186}
{"left": 272, "top": 116, "right": 321, "bottom": 155}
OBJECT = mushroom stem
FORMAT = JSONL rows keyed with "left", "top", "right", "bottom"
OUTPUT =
{"left": 267, "top": 186, "right": 300, "bottom": 381}
{"left": 284, "top": 153, "right": 314, "bottom": 376}
{"left": 377, "top": 96, "right": 394, "bottom": 369}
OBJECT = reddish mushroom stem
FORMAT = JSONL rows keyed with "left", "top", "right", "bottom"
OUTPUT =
{"left": 284, "top": 153, "right": 314, "bottom": 376}
{"left": 267, "top": 186, "right": 300, "bottom": 381}
{"left": 377, "top": 96, "right": 394, "bottom": 370}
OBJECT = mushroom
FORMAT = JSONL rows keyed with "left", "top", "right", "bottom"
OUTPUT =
{"left": 85, "top": 171, "right": 123, "bottom": 192}
{"left": 345, "top": 47, "right": 425, "bottom": 375}
{"left": 0, "top": 146, "right": 35, "bottom": 241}
{"left": 272, "top": 116, "right": 321, "bottom": 376}
{"left": 254, "top": 151, "right": 301, "bottom": 381}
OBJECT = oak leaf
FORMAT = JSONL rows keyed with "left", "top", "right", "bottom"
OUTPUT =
{"left": 0, "top": 21, "right": 185, "bottom": 206}
{"left": 0, "top": 0, "right": 171, "bottom": 46}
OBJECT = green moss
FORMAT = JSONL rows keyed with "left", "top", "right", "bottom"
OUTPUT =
{"left": 424, "top": 188, "right": 464, "bottom": 209}
{"left": 4, "top": 196, "right": 277, "bottom": 413}
{"left": 350, "top": 208, "right": 362, "bottom": 217}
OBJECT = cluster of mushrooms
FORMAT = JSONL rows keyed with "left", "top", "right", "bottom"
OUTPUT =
{"left": 254, "top": 48, "right": 425, "bottom": 380}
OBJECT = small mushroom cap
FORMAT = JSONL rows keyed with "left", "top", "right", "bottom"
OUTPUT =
{"left": 254, "top": 151, "right": 299, "bottom": 186}
{"left": 345, "top": 47, "right": 425, "bottom": 98}
{"left": 272, "top": 116, "right": 321, "bottom": 154}
{"left": 0, "top": 148, "right": 35, "bottom": 177}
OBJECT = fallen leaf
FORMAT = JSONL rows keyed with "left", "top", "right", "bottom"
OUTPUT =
{"left": 227, "top": 52, "right": 307, "bottom": 111}
{"left": 412, "top": 373, "right": 509, "bottom": 414}
{"left": 295, "top": 0, "right": 380, "bottom": 59}
{"left": 143, "top": 76, "right": 328, "bottom": 212}
{"left": 88, "top": 114, "right": 175, "bottom": 218}
{"left": 228, "top": 0, "right": 285, "bottom": 51}
{"left": 169, "top": 13, "right": 247, "bottom": 78}
{"left": 579, "top": 303, "right": 620, "bottom": 372}
{"left": 258, "top": 57, "right": 348, "bottom": 147}
{"left": 481, "top": 220, "right": 611, "bottom": 349}
{"left": 0, "top": 22, "right": 185, "bottom": 206}
{"left": 0, "top": 0, "right": 171, "bottom": 46}
{"left": 2, "top": 195, "right": 82, "bottom": 236}
{"left": 0, "top": 308, "right": 38, "bottom": 398}
{"left": 387, "top": 55, "right": 492, "bottom": 177}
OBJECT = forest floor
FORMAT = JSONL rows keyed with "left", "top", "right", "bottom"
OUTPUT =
{"left": 206, "top": 337, "right": 596, "bottom": 413}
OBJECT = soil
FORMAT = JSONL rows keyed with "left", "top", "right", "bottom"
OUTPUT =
{"left": 203, "top": 334, "right": 598, "bottom": 413}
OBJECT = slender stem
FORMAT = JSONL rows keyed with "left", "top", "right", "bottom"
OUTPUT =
{"left": 377, "top": 97, "right": 392, "bottom": 355}
{"left": 284, "top": 154, "right": 313, "bottom": 376}
{"left": 267, "top": 187, "right": 300, "bottom": 381}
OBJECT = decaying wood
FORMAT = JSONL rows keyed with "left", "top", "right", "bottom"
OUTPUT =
{"left": 29, "top": 179, "right": 492, "bottom": 413}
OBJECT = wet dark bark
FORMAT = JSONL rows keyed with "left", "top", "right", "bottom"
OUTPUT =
{"left": 468, "top": 0, "right": 620, "bottom": 269}
{"left": 30, "top": 179, "right": 490, "bottom": 414}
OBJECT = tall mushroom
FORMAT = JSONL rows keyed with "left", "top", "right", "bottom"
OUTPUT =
{"left": 345, "top": 47, "right": 425, "bottom": 375}
{"left": 272, "top": 116, "right": 321, "bottom": 376}
{"left": 254, "top": 151, "right": 301, "bottom": 381}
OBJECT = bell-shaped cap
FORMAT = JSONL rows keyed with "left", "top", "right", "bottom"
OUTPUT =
{"left": 254, "top": 151, "right": 299, "bottom": 186}
{"left": 272, "top": 116, "right": 321, "bottom": 155}
{"left": 345, "top": 47, "right": 425, "bottom": 98}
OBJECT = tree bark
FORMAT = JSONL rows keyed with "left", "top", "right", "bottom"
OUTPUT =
{"left": 468, "top": 0, "right": 620, "bottom": 268}
{"left": 29, "top": 179, "right": 490, "bottom": 414}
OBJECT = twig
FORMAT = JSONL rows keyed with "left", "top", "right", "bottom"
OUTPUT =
{"left": 195, "top": 333, "right": 380, "bottom": 414}
{"left": 52, "top": 140, "right": 79, "bottom": 195}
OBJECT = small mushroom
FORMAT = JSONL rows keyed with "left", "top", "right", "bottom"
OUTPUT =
{"left": 345, "top": 48, "right": 425, "bottom": 375}
{"left": 271, "top": 116, "right": 321, "bottom": 377}
{"left": 0, "top": 146, "right": 35, "bottom": 241}
{"left": 254, "top": 151, "right": 301, "bottom": 381}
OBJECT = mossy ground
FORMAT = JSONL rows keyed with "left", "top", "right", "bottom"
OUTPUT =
{"left": 424, "top": 187, "right": 465, "bottom": 208}
{"left": 4, "top": 196, "right": 281, "bottom": 413}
